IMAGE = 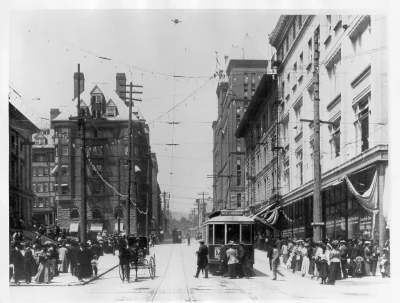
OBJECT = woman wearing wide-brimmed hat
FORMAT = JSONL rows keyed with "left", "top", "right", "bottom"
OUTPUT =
{"left": 226, "top": 241, "right": 238, "bottom": 279}
{"left": 327, "top": 241, "right": 341, "bottom": 285}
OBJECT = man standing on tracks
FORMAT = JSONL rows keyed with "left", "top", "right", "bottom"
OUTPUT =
{"left": 194, "top": 240, "right": 208, "bottom": 278}
{"left": 187, "top": 234, "right": 191, "bottom": 246}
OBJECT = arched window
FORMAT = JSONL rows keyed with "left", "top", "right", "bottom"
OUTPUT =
{"left": 92, "top": 208, "right": 102, "bottom": 219}
{"left": 114, "top": 207, "right": 124, "bottom": 219}
{"left": 70, "top": 208, "right": 79, "bottom": 219}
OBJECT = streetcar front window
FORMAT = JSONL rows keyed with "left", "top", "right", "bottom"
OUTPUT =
{"left": 227, "top": 224, "right": 240, "bottom": 243}
{"left": 214, "top": 224, "right": 225, "bottom": 244}
{"left": 208, "top": 225, "right": 214, "bottom": 244}
{"left": 241, "top": 224, "right": 252, "bottom": 244}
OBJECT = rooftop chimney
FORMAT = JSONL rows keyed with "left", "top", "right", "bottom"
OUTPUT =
{"left": 74, "top": 72, "right": 85, "bottom": 99}
{"left": 116, "top": 73, "right": 126, "bottom": 101}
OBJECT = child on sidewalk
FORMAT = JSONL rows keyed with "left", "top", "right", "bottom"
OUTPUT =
{"left": 91, "top": 255, "right": 99, "bottom": 277}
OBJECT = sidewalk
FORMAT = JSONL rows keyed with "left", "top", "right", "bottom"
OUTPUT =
{"left": 9, "top": 253, "right": 119, "bottom": 287}
{"left": 253, "top": 249, "right": 389, "bottom": 286}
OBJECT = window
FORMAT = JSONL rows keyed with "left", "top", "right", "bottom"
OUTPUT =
{"left": 308, "top": 38, "right": 313, "bottom": 64}
{"left": 10, "top": 134, "right": 16, "bottom": 149}
{"left": 93, "top": 129, "right": 98, "bottom": 138}
{"left": 43, "top": 167, "right": 49, "bottom": 176}
{"left": 244, "top": 73, "right": 249, "bottom": 84}
{"left": 251, "top": 73, "right": 256, "bottom": 84}
{"left": 327, "top": 57, "right": 341, "bottom": 99}
{"left": 55, "top": 146, "right": 58, "bottom": 157}
{"left": 294, "top": 101, "right": 303, "bottom": 136}
{"left": 227, "top": 224, "right": 240, "bottom": 243}
{"left": 44, "top": 183, "right": 48, "bottom": 192}
{"left": 236, "top": 107, "right": 241, "bottom": 127}
{"left": 70, "top": 209, "right": 80, "bottom": 219}
{"left": 355, "top": 95, "right": 370, "bottom": 152}
{"left": 329, "top": 118, "right": 341, "bottom": 158}
{"left": 33, "top": 167, "right": 37, "bottom": 177}
{"left": 352, "top": 18, "right": 372, "bottom": 55}
{"left": 96, "top": 94, "right": 102, "bottom": 103}
{"left": 237, "top": 193, "right": 242, "bottom": 208}
{"left": 284, "top": 159, "right": 290, "bottom": 192}
{"left": 326, "top": 15, "right": 332, "bottom": 38}
{"left": 92, "top": 208, "right": 102, "bottom": 219}
{"left": 61, "top": 146, "right": 69, "bottom": 156}
{"left": 57, "top": 128, "right": 69, "bottom": 137}
{"left": 293, "top": 62, "right": 297, "bottom": 82}
{"left": 38, "top": 197, "right": 44, "bottom": 207}
{"left": 20, "top": 141, "right": 24, "bottom": 153}
{"left": 50, "top": 182, "right": 54, "bottom": 192}
{"left": 282, "top": 118, "right": 289, "bottom": 145}
{"left": 296, "top": 148, "right": 303, "bottom": 186}
{"left": 61, "top": 184, "right": 69, "bottom": 195}
{"left": 114, "top": 207, "right": 124, "bottom": 219}
{"left": 236, "top": 159, "right": 241, "bottom": 186}
{"left": 93, "top": 181, "right": 102, "bottom": 195}
{"left": 214, "top": 224, "right": 225, "bottom": 244}
{"left": 34, "top": 153, "right": 46, "bottom": 162}
{"left": 32, "top": 183, "right": 36, "bottom": 192}
{"left": 37, "top": 183, "right": 43, "bottom": 192}
{"left": 61, "top": 165, "right": 69, "bottom": 175}
{"left": 91, "top": 146, "right": 103, "bottom": 156}
{"left": 107, "top": 107, "right": 116, "bottom": 117}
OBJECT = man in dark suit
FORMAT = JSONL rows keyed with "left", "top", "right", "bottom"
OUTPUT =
{"left": 76, "top": 243, "right": 87, "bottom": 282}
{"left": 10, "top": 242, "right": 25, "bottom": 285}
{"left": 194, "top": 240, "right": 209, "bottom": 278}
{"left": 90, "top": 241, "right": 102, "bottom": 260}
{"left": 67, "top": 243, "right": 78, "bottom": 276}
{"left": 339, "top": 240, "right": 349, "bottom": 279}
{"left": 24, "top": 243, "right": 35, "bottom": 284}
{"left": 119, "top": 240, "right": 131, "bottom": 283}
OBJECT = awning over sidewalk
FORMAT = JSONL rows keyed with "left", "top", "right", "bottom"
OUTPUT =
{"left": 250, "top": 203, "right": 276, "bottom": 219}
{"left": 69, "top": 223, "right": 79, "bottom": 232}
{"left": 90, "top": 223, "right": 103, "bottom": 232}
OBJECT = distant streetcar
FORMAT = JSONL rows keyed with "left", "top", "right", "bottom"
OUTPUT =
{"left": 172, "top": 230, "right": 182, "bottom": 243}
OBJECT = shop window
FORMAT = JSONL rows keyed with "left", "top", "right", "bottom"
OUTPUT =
{"left": 70, "top": 209, "right": 79, "bottom": 219}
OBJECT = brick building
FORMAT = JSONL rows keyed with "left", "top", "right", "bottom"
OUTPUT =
{"left": 31, "top": 129, "right": 57, "bottom": 226}
{"left": 51, "top": 72, "right": 154, "bottom": 237}
{"left": 212, "top": 34, "right": 268, "bottom": 211}
{"left": 9, "top": 100, "right": 40, "bottom": 226}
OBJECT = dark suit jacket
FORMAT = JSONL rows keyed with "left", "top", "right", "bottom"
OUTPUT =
{"left": 24, "top": 250, "right": 34, "bottom": 265}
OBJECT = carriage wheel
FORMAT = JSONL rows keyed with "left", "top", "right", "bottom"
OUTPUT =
{"left": 149, "top": 255, "right": 156, "bottom": 279}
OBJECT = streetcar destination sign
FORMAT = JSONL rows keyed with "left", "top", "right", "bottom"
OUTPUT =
{"left": 221, "top": 210, "right": 244, "bottom": 216}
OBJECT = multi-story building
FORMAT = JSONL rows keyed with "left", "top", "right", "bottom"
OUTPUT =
{"left": 212, "top": 34, "right": 268, "bottom": 211}
{"left": 235, "top": 73, "right": 279, "bottom": 230}
{"left": 32, "top": 129, "right": 57, "bottom": 226}
{"left": 149, "top": 153, "right": 162, "bottom": 236}
{"left": 51, "top": 72, "right": 154, "bottom": 237}
{"left": 9, "top": 100, "right": 40, "bottom": 226}
{"left": 262, "top": 15, "right": 388, "bottom": 247}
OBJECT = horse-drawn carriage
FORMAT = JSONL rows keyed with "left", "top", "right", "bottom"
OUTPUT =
{"left": 119, "top": 236, "right": 156, "bottom": 281}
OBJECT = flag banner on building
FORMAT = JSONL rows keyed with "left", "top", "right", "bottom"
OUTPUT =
{"left": 344, "top": 170, "right": 379, "bottom": 213}
{"left": 382, "top": 166, "right": 391, "bottom": 228}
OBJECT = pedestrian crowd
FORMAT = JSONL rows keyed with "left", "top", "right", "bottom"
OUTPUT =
{"left": 9, "top": 230, "right": 128, "bottom": 285}
{"left": 262, "top": 237, "right": 391, "bottom": 284}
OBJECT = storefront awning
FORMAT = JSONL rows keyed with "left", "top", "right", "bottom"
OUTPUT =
{"left": 51, "top": 165, "right": 59, "bottom": 175}
{"left": 90, "top": 223, "right": 103, "bottom": 232}
{"left": 114, "top": 222, "right": 124, "bottom": 231}
{"left": 70, "top": 223, "right": 79, "bottom": 232}
{"left": 250, "top": 203, "right": 276, "bottom": 219}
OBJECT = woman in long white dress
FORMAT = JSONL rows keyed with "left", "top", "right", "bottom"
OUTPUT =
{"left": 301, "top": 243, "right": 310, "bottom": 277}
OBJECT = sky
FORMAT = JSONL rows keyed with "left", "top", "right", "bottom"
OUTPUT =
{"left": 7, "top": 10, "right": 278, "bottom": 214}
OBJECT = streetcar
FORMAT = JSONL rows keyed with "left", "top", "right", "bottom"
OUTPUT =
{"left": 202, "top": 209, "right": 255, "bottom": 275}
{"left": 172, "top": 229, "right": 182, "bottom": 243}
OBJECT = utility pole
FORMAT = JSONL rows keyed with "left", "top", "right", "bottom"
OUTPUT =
{"left": 162, "top": 191, "right": 166, "bottom": 232}
{"left": 312, "top": 27, "right": 322, "bottom": 242}
{"left": 197, "top": 191, "right": 209, "bottom": 226}
{"left": 145, "top": 155, "right": 150, "bottom": 237}
{"left": 119, "top": 82, "right": 142, "bottom": 236}
{"left": 70, "top": 64, "right": 88, "bottom": 243}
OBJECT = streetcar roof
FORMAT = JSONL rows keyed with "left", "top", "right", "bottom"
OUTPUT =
{"left": 203, "top": 215, "right": 254, "bottom": 225}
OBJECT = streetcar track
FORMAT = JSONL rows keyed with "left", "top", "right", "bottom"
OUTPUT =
{"left": 148, "top": 243, "right": 176, "bottom": 301}
{"left": 179, "top": 243, "right": 194, "bottom": 302}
